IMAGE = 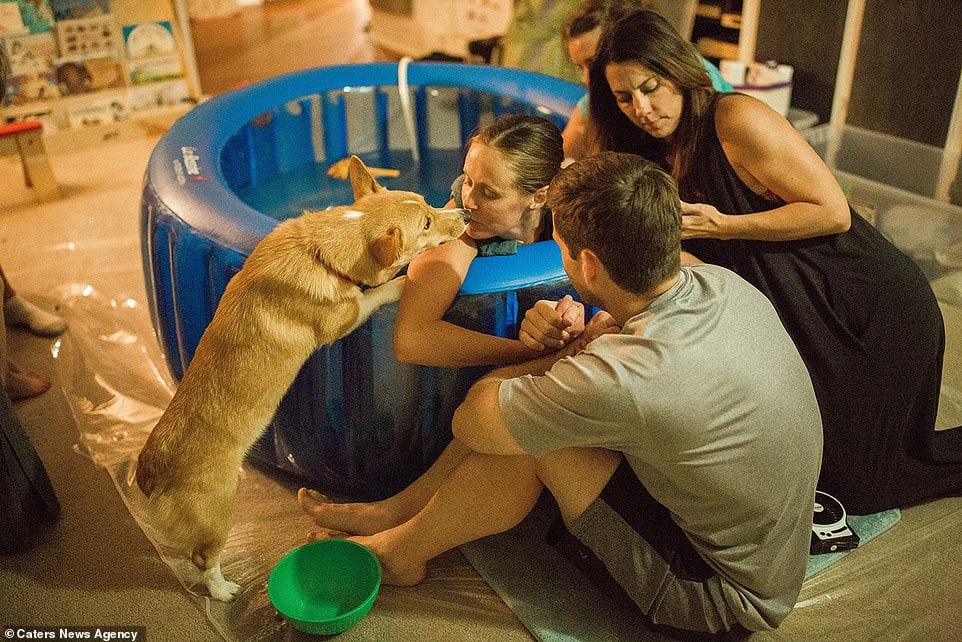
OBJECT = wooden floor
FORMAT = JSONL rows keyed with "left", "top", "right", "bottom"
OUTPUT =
{"left": 189, "top": 0, "right": 392, "bottom": 96}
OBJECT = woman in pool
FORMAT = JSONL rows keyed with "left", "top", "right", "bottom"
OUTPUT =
{"left": 392, "top": 114, "right": 577, "bottom": 367}
{"left": 588, "top": 8, "right": 962, "bottom": 514}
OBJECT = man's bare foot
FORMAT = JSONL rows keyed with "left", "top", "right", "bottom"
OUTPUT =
{"left": 307, "top": 529, "right": 427, "bottom": 587}
{"left": 5, "top": 362, "right": 50, "bottom": 400}
{"left": 297, "top": 488, "right": 408, "bottom": 536}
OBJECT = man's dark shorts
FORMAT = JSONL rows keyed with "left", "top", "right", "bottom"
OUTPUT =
{"left": 547, "top": 459, "right": 752, "bottom": 640}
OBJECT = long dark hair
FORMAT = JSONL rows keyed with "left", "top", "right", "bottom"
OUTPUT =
{"left": 589, "top": 9, "right": 714, "bottom": 184}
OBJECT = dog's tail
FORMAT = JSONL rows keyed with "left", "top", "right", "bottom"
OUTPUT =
{"left": 135, "top": 441, "right": 167, "bottom": 498}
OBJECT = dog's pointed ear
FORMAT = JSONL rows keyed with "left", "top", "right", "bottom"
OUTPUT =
{"left": 370, "top": 226, "right": 402, "bottom": 267}
{"left": 349, "top": 155, "right": 386, "bottom": 199}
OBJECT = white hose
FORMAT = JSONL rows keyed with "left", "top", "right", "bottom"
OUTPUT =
{"left": 397, "top": 56, "right": 420, "bottom": 163}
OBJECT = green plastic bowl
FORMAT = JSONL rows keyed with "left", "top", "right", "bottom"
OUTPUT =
{"left": 268, "top": 539, "right": 382, "bottom": 636}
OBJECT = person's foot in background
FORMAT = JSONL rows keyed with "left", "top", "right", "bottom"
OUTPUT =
{"left": 4, "top": 362, "right": 51, "bottom": 400}
{"left": 4, "top": 295, "right": 67, "bottom": 338}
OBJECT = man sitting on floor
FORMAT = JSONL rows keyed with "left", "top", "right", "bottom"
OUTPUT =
{"left": 299, "top": 152, "right": 823, "bottom": 638}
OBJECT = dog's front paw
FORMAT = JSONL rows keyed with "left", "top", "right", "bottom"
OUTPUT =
{"left": 344, "top": 275, "right": 408, "bottom": 339}
{"left": 367, "top": 275, "right": 407, "bottom": 305}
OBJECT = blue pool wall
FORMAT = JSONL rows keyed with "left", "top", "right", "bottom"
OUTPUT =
{"left": 140, "top": 61, "right": 584, "bottom": 499}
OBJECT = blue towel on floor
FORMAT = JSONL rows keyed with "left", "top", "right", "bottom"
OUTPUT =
{"left": 460, "top": 495, "right": 669, "bottom": 641}
{"left": 805, "top": 508, "right": 901, "bottom": 578}
{"left": 461, "top": 497, "right": 901, "bottom": 642}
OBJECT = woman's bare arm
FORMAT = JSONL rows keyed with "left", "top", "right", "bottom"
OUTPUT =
{"left": 562, "top": 106, "right": 590, "bottom": 162}
{"left": 392, "top": 235, "right": 545, "bottom": 367}
{"left": 681, "top": 94, "right": 850, "bottom": 242}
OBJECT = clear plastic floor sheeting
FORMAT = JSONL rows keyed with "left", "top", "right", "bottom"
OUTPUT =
{"left": 51, "top": 279, "right": 962, "bottom": 641}
{"left": 51, "top": 283, "right": 529, "bottom": 642}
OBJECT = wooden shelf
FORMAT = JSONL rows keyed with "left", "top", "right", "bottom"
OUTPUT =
{"left": 1, "top": 0, "right": 200, "bottom": 137}
{"left": 696, "top": 38, "right": 739, "bottom": 61}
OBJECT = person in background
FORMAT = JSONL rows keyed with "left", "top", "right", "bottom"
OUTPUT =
{"left": 299, "top": 153, "right": 822, "bottom": 638}
{"left": 589, "top": 8, "right": 962, "bottom": 514}
{"left": 561, "top": 0, "right": 732, "bottom": 161}
{"left": 0, "top": 43, "right": 61, "bottom": 554}
{"left": 2, "top": 266, "right": 66, "bottom": 338}
{"left": 490, "top": 0, "right": 586, "bottom": 85}
{"left": 1, "top": 265, "right": 67, "bottom": 400}
{"left": 0, "top": 40, "right": 66, "bottom": 401}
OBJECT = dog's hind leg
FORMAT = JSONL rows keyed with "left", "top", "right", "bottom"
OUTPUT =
{"left": 203, "top": 563, "right": 241, "bottom": 602}
{"left": 193, "top": 546, "right": 240, "bottom": 602}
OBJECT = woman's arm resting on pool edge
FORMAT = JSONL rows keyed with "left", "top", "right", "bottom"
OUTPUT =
{"left": 392, "top": 236, "right": 546, "bottom": 368}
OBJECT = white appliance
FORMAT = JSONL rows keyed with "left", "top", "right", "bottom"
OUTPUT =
{"left": 368, "top": 0, "right": 513, "bottom": 59}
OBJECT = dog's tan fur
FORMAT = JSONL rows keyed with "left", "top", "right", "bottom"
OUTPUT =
{"left": 135, "top": 157, "right": 465, "bottom": 601}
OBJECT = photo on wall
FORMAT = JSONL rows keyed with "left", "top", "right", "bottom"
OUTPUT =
{"left": 3, "top": 30, "right": 58, "bottom": 74}
{"left": 0, "top": 0, "right": 54, "bottom": 34}
{"left": 50, "top": 0, "right": 109, "bottom": 21}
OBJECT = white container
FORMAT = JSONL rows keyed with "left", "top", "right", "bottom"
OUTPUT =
{"left": 720, "top": 59, "right": 794, "bottom": 117}
{"left": 806, "top": 125, "right": 949, "bottom": 201}
{"left": 368, "top": 0, "right": 513, "bottom": 59}
{"left": 828, "top": 168, "right": 962, "bottom": 283}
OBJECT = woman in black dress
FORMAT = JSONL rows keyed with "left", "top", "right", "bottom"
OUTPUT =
{"left": 588, "top": 8, "right": 962, "bottom": 514}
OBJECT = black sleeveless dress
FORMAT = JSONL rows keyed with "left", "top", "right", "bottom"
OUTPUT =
{"left": 680, "top": 94, "right": 962, "bottom": 514}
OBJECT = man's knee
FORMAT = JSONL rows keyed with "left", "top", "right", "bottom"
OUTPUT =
{"left": 536, "top": 448, "right": 621, "bottom": 524}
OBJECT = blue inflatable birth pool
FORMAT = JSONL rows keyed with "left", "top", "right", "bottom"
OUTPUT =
{"left": 140, "top": 61, "right": 585, "bottom": 499}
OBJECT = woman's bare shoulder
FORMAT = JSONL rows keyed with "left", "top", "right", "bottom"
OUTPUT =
{"left": 714, "top": 94, "right": 788, "bottom": 138}
{"left": 408, "top": 234, "right": 477, "bottom": 272}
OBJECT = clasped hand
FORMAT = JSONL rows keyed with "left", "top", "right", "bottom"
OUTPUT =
{"left": 519, "top": 295, "right": 620, "bottom": 354}
{"left": 681, "top": 200, "right": 728, "bottom": 239}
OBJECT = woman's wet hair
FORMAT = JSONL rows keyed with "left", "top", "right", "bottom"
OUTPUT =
{"left": 469, "top": 114, "right": 564, "bottom": 195}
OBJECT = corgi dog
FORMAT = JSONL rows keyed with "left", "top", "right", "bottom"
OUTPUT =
{"left": 135, "top": 156, "right": 466, "bottom": 601}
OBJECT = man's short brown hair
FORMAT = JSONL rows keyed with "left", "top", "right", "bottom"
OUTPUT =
{"left": 548, "top": 152, "right": 681, "bottom": 294}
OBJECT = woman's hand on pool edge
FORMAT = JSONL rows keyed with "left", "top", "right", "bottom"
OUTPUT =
{"left": 519, "top": 296, "right": 585, "bottom": 351}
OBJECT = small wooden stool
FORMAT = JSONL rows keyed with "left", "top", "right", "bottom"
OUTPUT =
{"left": 0, "top": 120, "right": 61, "bottom": 202}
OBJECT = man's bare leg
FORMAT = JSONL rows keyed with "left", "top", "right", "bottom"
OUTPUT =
{"left": 337, "top": 447, "right": 619, "bottom": 586}
{"left": 304, "top": 444, "right": 621, "bottom": 587}
{"left": 331, "top": 452, "right": 543, "bottom": 586}
{"left": 297, "top": 438, "right": 473, "bottom": 535}
{"left": 536, "top": 447, "right": 621, "bottom": 525}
